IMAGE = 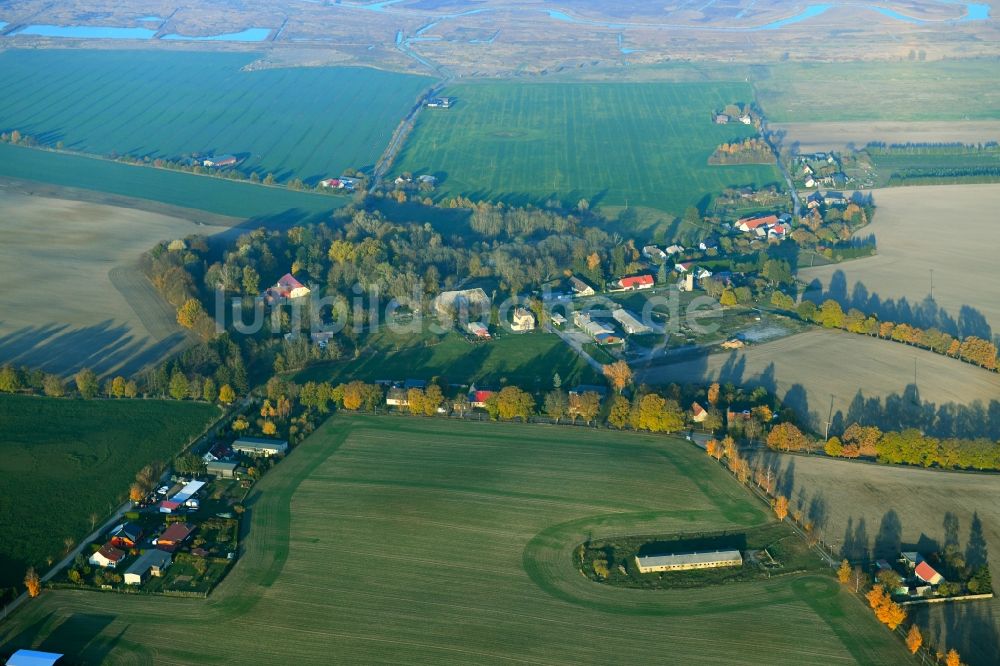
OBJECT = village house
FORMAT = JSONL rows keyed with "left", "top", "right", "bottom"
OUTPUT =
{"left": 550, "top": 312, "right": 567, "bottom": 326}
{"left": 511, "top": 307, "right": 536, "bottom": 332}
{"left": 426, "top": 97, "right": 453, "bottom": 108}
{"left": 109, "top": 523, "right": 143, "bottom": 549}
{"left": 699, "top": 237, "right": 719, "bottom": 251}
{"left": 612, "top": 308, "right": 650, "bottom": 335}
{"left": 713, "top": 113, "right": 729, "bottom": 124}
{"left": 233, "top": 437, "right": 289, "bottom": 457}
{"left": 569, "top": 276, "right": 596, "bottom": 297}
{"left": 691, "top": 402, "right": 708, "bottom": 423}
{"left": 123, "top": 549, "right": 172, "bottom": 586}
{"left": 614, "top": 274, "right": 654, "bottom": 291}
{"left": 89, "top": 543, "right": 126, "bottom": 569}
{"left": 265, "top": 273, "right": 311, "bottom": 304}
{"left": 468, "top": 388, "right": 495, "bottom": 408}
{"left": 642, "top": 245, "right": 667, "bottom": 262}
{"left": 674, "top": 262, "right": 693, "bottom": 274}
{"left": 319, "top": 178, "right": 342, "bottom": 188}
{"left": 914, "top": 561, "right": 945, "bottom": 586}
{"left": 155, "top": 522, "right": 195, "bottom": 553}
{"left": 386, "top": 387, "right": 409, "bottom": 407}
{"left": 804, "top": 177, "right": 817, "bottom": 188}
{"left": 736, "top": 214, "right": 779, "bottom": 236}
{"left": 202, "top": 154, "right": 237, "bottom": 168}
{"left": 665, "top": 244, "right": 685, "bottom": 256}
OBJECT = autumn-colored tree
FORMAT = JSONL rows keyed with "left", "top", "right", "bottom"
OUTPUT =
{"left": 423, "top": 384, "right": 444, "bottom": 416}
{"left": 773, "top": 495, "right": 789, "bottom": 521}
{"left": 232, "top": 417, "right": 249, "bottom": 432}
{"left": 341, "top": 381, "right": 367, "bottom": 410}
{"left": 129, "top": 483, "right": 145, "bottom": 503}
{"left": 75, "top": 368, "right": 99, "bottom": 399}
{"left": 767, "top": 423, "right": 809, "bottom": 452}
{"left": 24, "top": 567, "right": 41, "bottom": 598}
{"left": 719, "top": 288, "right": 737, "bottom": 306}
{"left": 569, "top": 391, "right": 602, "bottom": 425}
{"left": 176, "top": 298, "right": 206, "bottom": 329}
{"left": 705, "top": 439, "right": 719, "bottom": 459}
{"left": 722, "top": 435, "right": 737, "bottom": 461}
{"left": 124, "top": 379, "right": 139, "bottom": 398}
{"left": 707, "top": 382, "right": 720, "bottom": 406}
{"left": 169, "top": 371, "right": 189, "bottom": 400}
{"left": 905, "top": 624, "right": 923, "bottom": 655}
{"left": 865, "top": 584, "right": 886, "bottom": 610}
{"left": 825, "top": 436, "right": 844, "bottom": 457}
{"left": 876, "top": 598, "right": 907, "bottom": 630}
{"left": 586, "top": 253, "right": 601, "bottom": 272}
{"left": 262, "top": 421, "right": 277, "bottom": 436}
{"left": 218, "top": 384, "right": 236, "bottom": 404}
{"left": 544, "top": 389, "right": 568, "bottom": 423}
{"left": 850, "top": 566, "right": 869, "bottom": 593}
{"left": 602, "top": 360, "right": 633, "bottom": 393}
{"left": 407, "top": 388, "right": 426, "bottom": 416}
{"left": 496, "top": 386, "right": 535, "bottom": 421}
{"left": 944, "top": 648, "right": 962, "bottom": 666}
{"left": 837, "top": 559, "right": 852, "bottom": 584}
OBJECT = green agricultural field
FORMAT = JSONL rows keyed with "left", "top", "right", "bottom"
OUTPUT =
{"left": 869, "top": 149, "right": 1000, "bottom": 186}
{"left": 294, "top": 329, "right": 600, "bottom": 389}
{"left": 0, "top": 395, "right": 218, "bottom": 590}
{"left": 0, "top": 144, "right": 343, "bottom": 219}
{"left": 757, "top": 60, "right": 1000, "bottom": 122}
{"left": 394, "top": 81, "right": 783, "bottom": 225}
{"left": 0, "top": 415, "right": 910, "bottom": 663}
{"left": 0, "top": 50, "right": 431, "bottom": 183}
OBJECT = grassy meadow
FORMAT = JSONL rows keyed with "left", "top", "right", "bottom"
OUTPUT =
{"left": 0, "top": 50, "right": 430, "bottom": 183}
{"left": 294, "top": 329, "right": 600, "bottom": 389}
{"left": 0, "top": 395, "right": 218, "bottom": 589}
{"left": 395, "top": 80, "right": 782, "bottom": 220}
{"left": 0, "top": 415, "right": 911, "bottom": 664}
{"left": 757, "top": 60, "right": 1000, "bottom": 122}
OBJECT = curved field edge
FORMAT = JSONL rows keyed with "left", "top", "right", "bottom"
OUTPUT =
{"left": 0, "top": 415, "right": 911, "bottom": 664}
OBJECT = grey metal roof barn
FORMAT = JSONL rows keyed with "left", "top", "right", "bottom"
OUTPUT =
{"left": 233, "top": 437, "right": 289, "bottom": 456}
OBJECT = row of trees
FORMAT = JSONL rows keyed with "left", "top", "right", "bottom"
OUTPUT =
{"left": 708, "top": 138, "right": 774, "bottom": 165}
{"left": 825, "top": 423, "right": 1000, "bottom": 471}
{"left": 772, "top": 296, "right": 999, "bottom": 371}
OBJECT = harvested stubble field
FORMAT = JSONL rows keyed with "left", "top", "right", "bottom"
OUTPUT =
{"left": 799, "top": 184, "right": 1000, "bottom": 336}
{"left": 756, "top": 452, "right": 1000, "bottom": 666}
{"left": 395, "top": 80, "right": 782, "bottom": 221}
{"left": 0, "top": 50, "right": 431, "bottom": 184}
{"left": 0, "top": 189, "right": 232, "bottom": 375}
{"left": 0, "top": 415, "right": 910, "bottom": 664}
{"left": 0, "top": 394, "right": 218, "bottom": 589}
{"left": 772, "top": 121, "right": 1000, "bottom": 153}
{"left": 637, "top": 328, "right": 1000, "bottom": 431}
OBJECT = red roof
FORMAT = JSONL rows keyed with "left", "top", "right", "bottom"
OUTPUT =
{"left": 692, "top": 402, "right": 706, "bottom": 417}
{"left": 739, "top": 214, "right": 779, "bottom": 229}
{"left": 277, "top": 273, "right": 305, "bottom": 290}
{"left": 97, "top": 543, "right": 126, "bottom": 562}
{"left": 158, "top": 522, "right": 194, "bottom": 544}
{"left": 618, "top": 275, "right": 654, "bottom": 288}
{"left": 914, "top": 561, "right": 942, "bottom": 583}
{"left": 160, "top": 500, "right": 181, "bottom": 510}
{"left": 471, "top": 390, "right": 494, "bottom": 404}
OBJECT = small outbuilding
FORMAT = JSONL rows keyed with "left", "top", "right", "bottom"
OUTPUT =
{"left": 206, "top": 460, "right": 238, "bottom": 478}
{"left": 156, "top": 523, "right": 195, "bottom": 552}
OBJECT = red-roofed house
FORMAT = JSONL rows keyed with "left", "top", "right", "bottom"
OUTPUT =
{"left": 691, "top": 402, "right": 708, "bottom": 423}
{"left": 914, "top": 561, "right": 944, "bottom": 585}
{"left": 736, "top": 215, "right": 779, "bottom": 235}
{"left": 89, "top": 543, "right": 127, "bottom": 569}
{"left": 615, "top": 275, "right": 655, "bottom": 291}
{"left": 265, "top": 273, "right": 311, "bottom": 304}
{"left": 469, "top": 390, "right": 495, "bottom": 408}
{"left": 768, "top": 224, "right": 789, "bottom": 240}
{"left": 156, "top": 523, "right": 195, "bottom": 552}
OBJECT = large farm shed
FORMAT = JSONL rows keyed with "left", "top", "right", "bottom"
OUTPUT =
{"left": 635, "top": 549, "right": 743, "bottom": 573}
{"left": 233, "top": 437, "right": 289, "bottom": 457}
